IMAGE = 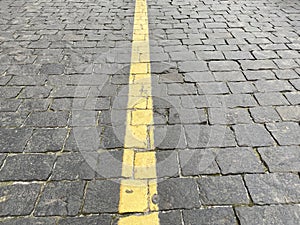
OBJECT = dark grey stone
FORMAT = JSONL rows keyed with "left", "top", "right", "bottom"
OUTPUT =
{"left": 0, "top": 112, "right": 29, "bottom": 127}
{"left": 169, "top": 108, "right": 207, "bottom": 124}
{"left": 19, "top": 86, "right": 52, "bottom": 98}
{"left": 178, "top": 61, "right": 208, "bottom": 72}
{"left": 179, "top": 149, "right": 219, "bottom": 175}
{"left": 197, "top": 175, "right": 249, "bottom": 205}
{"left": 208, "top": 108, "right": 252, "bottom": 125}
{"left": 244, "top": 173, "right": 300, "bottom": 204}
{"left": 266, "top": 122, "right": 300, "bottom": 145}
{"left": 25, "top": 128, "right": 68, "bottom": 152}
{"left": 258, "top": 146, "right": 300, "bottom": 172}
{"left": 157, "top": 178, "right": 200, "bottom": 210}
{"left": 35, "top": 181, "right": 85, "bottom": 216}
{"left": 0, "top": 128, "right": 32, "bottom": 153}
{"left": 25, "top": 111, "right": 69, "bottom": 127}
{"left": 0, "top": 154, "right": 55, "bottom": 181}
{"left": 0, "top": 99, "right": 22, "bottom": 112}
{"left": 83, "top": 180, "right": 120, "bottom": 213}
{"left": 0, "top": 218, "right": 55, "bottom": 225}
{"left": 40, "top": 63, "right": 65, "bottom": 75}
{"left": 234, "top": 124, "right": 275, "bottom": 147}
{"left": 197, "top": 82, "right": 229, "bottom": 94}
{"left": 58, "top": 215, "right": 112, "bottom": 225}
{"left": 51, "top": 153, "right": 95, "bottom": 180}
{"left": 0, "top": 183, "right": 41, "bottom": 216}
{"left": 236, "top": 205, "right": 300, "bottom": 225}
{"left": 183, "top": 207, "right": 236, "bottom": 225}
{"left": 215, "top": 147, "right": 264, "bottom": 174}
{"left": 0, "top": 87, "right": 22, "bottom": 98}
{"left": 184, "top": 71, "right": 214, "bottom": 82}
{"left": 159, "top": 211, "right": 182, "bottom": 225}
{"left": 185, "top": 125, "right": 236, "bottom": 148}
{"left": 156, "top": 150, "right": 179, "bottom": 178}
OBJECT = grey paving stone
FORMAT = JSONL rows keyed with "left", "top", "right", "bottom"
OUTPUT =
{"left": 35, "top": 181, "right": 85, "bottom": 216}
{"left": 183, "top": 207, "right": 236, "bottom": 225}
{"left": 169, "top": 108, "right": 207, "bottom": 124}
{"left": 179, "top": 149, "right": 220, "bottom": 176}
{"left": 243, "top": 70, "right": 276, "bottom": 80}
{"left": 250, "top": 107, "right": 281, "bottom": 123}
{"left": 58, "top": 215, "right": 112, "bottom": 225}
{"left": 274, "top": 69, "right": 299, "bottom": 79}
{"left": 157, "top": 178, "right": 200, "bottom": 210}
{"left": 51, "top": 86, "right": 90, "bottom": 98}
{"left": 101, "top": 125, "right": 123, "bottom": 149}
{"left": 277, "top": 50, "right": 300, "bottom": 58}
{"left": 178, "top": 61, "right": 208, "bottom": 72}
{"left": 285, "top": 92, "right": 300, "bottom": 105}
{"left": 0, "top": 99, "right": 21, "bottom": 112}
{"left": 290, "top": 79, "right": 300, "bottom": 90}
{"left": 95, "top": 150, "right": 123, "bottom": 179}
{"left": 240, "top": 60, "right": 277, "bottom": 70}
{"left": 252, "top": 50, "right": 279, "bottom": 59}
{"left": 0, "top": 76, "right": 11, "bottom": 86}
{"left": 224, "top": 94, "right": 257, "bottom": 108}
{"left": 167, "top": 83, "right": 197, "bottom": 95}
{"left": 185, "top": 125, "right": 236, "bottom": 148}
{"left": 25, "top": 128, "right": 68, "bottom": 152}
{"left": 0, "top": 183, "right": 41, "bottom": 216}
{"left": 209, "top": 108, "right": 252, "bottom": 125}
{"left": 197, "top": 82, "right": 229, "bottom": 94}
{"left": 19, "top": 86, "right": 52, "bottom": 98}
{"left": 70, "top": 110, "right": 98, "bottom": 127}
{"left": 184, "top": 71, "right": 214, "bottom": 82}
{"left": 25, "top": 111, "right": 69, "bottom": 127}
{"left": 170, "top": 52, "right": 196, "bottom": 61}
{"left": 0, "top": 218, "right": 56, "bottom": 225}
{"left": 51, "top": 153, "right": 95, "bottom": 180}
{"left": 244, "top": 173, "right": 300, "bottom": 204}
{"left": 236, "top": 205, "right": 300, "bottom": 225}
{"left": 224, "top": 51, "right": 253, "bottom": 60}
{"left": 0, "top": 154, "right": 6, "bottom": 167}
{"left": 159, "top": 72, "right": 183, "bottom": 83}
{"left": 216, "top": 147, "right": 264, "bottom": 174}
{"left": 197, "top": 175, "right": 249, "bottom": 205}
{"left": 254, "top": 93, "right": 289, "bottom": 106}
{"left": 0, "top": 112, "right": 29, "bottom": 127}
{"left": 19, "top": 99, "right": 50, "bottom": 112}
{"left": 196, "top": 51, "right": 224, "bottom": 60}
{"left": 40, "top": 63, "right": 64, "bottom": 75}
{"left": 159, "top": 210, "right": 182, "bottom": 225}
{"left": 276, "top": 106, "right": 300, "bottom": 121}
{"left": 258, "top": 146, "right": 300, "bottom": 172}
{"left": 208, "top": 61, "right": 240, "bottom": 71}
{"left": 233, "top": 124, "right": 275, "bottom": 147}
{"left": 156, "top": 150, "right": 179, "bottom": 178}
{"left": 155, "top": 125, "right": 186, "bottom": 149}
{"left": 213, "top": 71, "right": 245, "bottom": 81}
{"left": 274, "top": 59, "right": 298, "bottom": 69}
{"left": 0, "top": 154, "right": 55, "bottom": 181}
{"left": 254, "top": 80, "right": 294, "bottom": 92}
{"left": 83, "top": 180, "right": 120, "bottom": 213}
{"left": 228, "top": 81, "right": 257, "bottom": 94}
{"left": 0, "top": 128, "right": 32, "bottom": 153}
{"left": 266, "top": 122, "right": 300, "bottom": 145}
{"left": 0, "top": 87, "right": 22, "bottom": 98}
{"left": 9, "top": 75, "right": 47, "bottom": 86}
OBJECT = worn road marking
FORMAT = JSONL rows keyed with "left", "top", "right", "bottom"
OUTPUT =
{"left": 118, "top": 0, "right": 159, "bottom": 224}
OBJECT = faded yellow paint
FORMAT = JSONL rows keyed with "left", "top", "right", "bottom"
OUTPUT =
{"left": 118, "top": 0, "right": 159, "bottom": 223}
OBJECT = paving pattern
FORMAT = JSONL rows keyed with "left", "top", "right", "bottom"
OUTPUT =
{"left": 0, "top": 0, "right": 300, "bottom": 224}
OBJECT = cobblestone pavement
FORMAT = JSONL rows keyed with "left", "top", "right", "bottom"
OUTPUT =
{"left": 0, "top": 0, "right": 300, "bottom": 224}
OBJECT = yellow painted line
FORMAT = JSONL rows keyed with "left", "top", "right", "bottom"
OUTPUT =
{"left": 118, "top": 0, "right": 160, "bottom": 224}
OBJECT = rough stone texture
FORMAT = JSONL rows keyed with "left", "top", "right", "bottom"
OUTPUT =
{"left": 83, "top": 180, "right": 120, "bottom": 213}
{"left": 215, "top": 147, "right": 264, "bottom": 174}
{"left": 0, "top": 183, "right": 41, "bottom": 216}
{"left": 276, "top": 106, "right": 300, "bottom": 121}
{"left": 0, "top": 128, "right": 32, "bottom": 153}
{"left": 0, "top": 218, "right": 56, "bottom": 225}
{"left": 197, "top": 176, "right": 249, "bottom": 205}
{"left": 183, "top": 207, "right": 237, "bottom": 225}
{"left": 179, "top": 149, "right": 220, "bottom": 175}
{"left": 57, "top": 215, "right": 112, "bottom": 225}
{"left": 35, "top": 181, "right": 85, "bottom": 216}
{"left": 266, "top": 122, "right": 300, "bottom": 145}
{"left": 157, "top": 178, "right": 200, "bottom": 210}
{"left": 236, "top": 205, "right": 300, "bottom": 225}
{"left": 0, "top": 154, "right": 56, "bottom": 181}
{"left": 159, "top": 210, "right": 183, "bottom": 225}
{"left": 244, "top": 173, "right": 300, "bottom": 204}
{"left": 234, "top": 124, "right": 275, "bottom": 147}
{"left": 258, "top": 146, "right": 300, "bottom": 172}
